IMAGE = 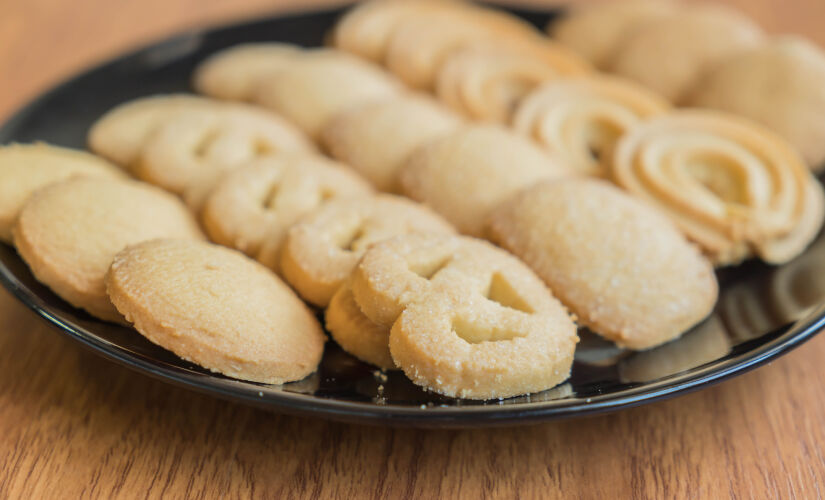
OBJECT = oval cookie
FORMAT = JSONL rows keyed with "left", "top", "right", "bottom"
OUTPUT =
{"left": 13, "top": 178, "right": 204, "bottom": 322}
{"left": 351, "top": 233, "right": 578, "bottom": 399}
{"left": 320, "top": 95, "right": 461, "bottom": 192}
{"left": 0, "top": 143, "right": 124, "bottom": 242}
{"left": 201, "top": 153, "right": 373, "bottom": 258}
{"left": 106, "top": 239, "right": 325, "bottom": 384}
{"left": 278, "top": 194, "right": 455, "bottom": 307}
{"left": 399, "top": 125, "right": 570, "bottom": 237}
{"left": 487, "top": 178, "right": 718, "bottom": 350}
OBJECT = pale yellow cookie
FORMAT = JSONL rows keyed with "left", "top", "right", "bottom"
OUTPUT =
{"left": 320, "top": 95, "right": 461, "bottom": 192}
{"left": 436, "top": 41, "right": 591, "bottom": 122}
{"left": 609, "top": 110, "right": 825, "bottom": 266}
{"left": 325, "top": 279, "right": 394, "bottom": 370}
{"left": 608, "top": 3, "right": 764, "bottom": 102}
{"left": 192, "top": 43, "right": 302, "bottom": 101}
{"left": 201, "top": 153, "right": 373, "bottom": 258}
{"left": 511, "top": 75, "right": 669, "bottom": 176}
{"left": 278, "top": 194, "right": 455, "bottom": 307}
{"left": 349, "top": 233, "right": 578, "bottom": 399}
{"left": 399, "top": 125, "right": 571, "bottom": 237}
{"left": 135, "top": 103, "right": 314, "bottom": 195}
{"left": 88, "top": 94, "right": 212, "bottom": 168}
{"left": 686, "top": 37, "right": 825, "bottom": 169}
{"left": 0, "top": 143, "right": 125, "bottom": 242}
{"left": 13, "top": 178, "right": 204, "bottom": 322}
{"left": 487, "top": 178, "right": 718, "bottom": 350}
{"left": 549, "top": 0, "right": 678, "bottom": 68}
{"left": 105, "top": 238, "right": 325, "bottom": 384}
{"left": 253, "top": 50, "right": 402, "bottom": 139}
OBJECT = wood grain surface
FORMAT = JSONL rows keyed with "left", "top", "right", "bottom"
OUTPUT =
{"left": 1, "top": 0, "right": 825, "bottom": 498}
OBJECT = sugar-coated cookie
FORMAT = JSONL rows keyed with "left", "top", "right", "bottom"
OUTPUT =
{"left": 399, "top": 125, "right": 570, "bottom": 237}
{"left": 0, "top": 143, "right": 125, "bottom": 242}
{"left": 192, "top": 43, "right": 301, "bottom": 101}
{"left": 511, "top": 76, "right": 669, "bottom": 176}
{"left": 13, "top": 178, "right": 204, "bottom": 322}
{"left": 201, "top": 153, "right": 373, "bottom": 258}
{"left": 134, "top": 103, "right": 313, "bottom": 195}
{"left": 278, "top": 194, "right": 455, "bottom": 307}
{"left": 609, "top": 4, "right": 764, "bottom": 101}
{"left": 609, "top": 110, "right": 825, "bottom": 266}
{"left": 549, "top": 0, "right": 678, "bottom": 68}
{"left": 686, "top": 37, "right": 825, "bottom": 169}
{"left": 350, "top": 233, "right": 578, "bottom": 399}
{"left": 105, "top": 238, "right": 325, "bottom": 384}
{"left": 253, "top": 50, "right": 402, "bottom": 139}
{"left": 320, "top": 95, "right": 461, "bottom": 192}
{"left": 436, "top": 41, "right": 590, "bottom": 122}
{"left": 325, "top": 279, "right": 394, "bottom": 370}
{"left": 487, "top": 178, "right": 718, "bottom": 350}
{"left": 88, "top": 94, "right": 212, "bottom": 167}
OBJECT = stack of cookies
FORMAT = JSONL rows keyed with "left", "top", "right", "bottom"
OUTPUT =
{"left": 1, "top": 0, "right": 823, "bottom": 400}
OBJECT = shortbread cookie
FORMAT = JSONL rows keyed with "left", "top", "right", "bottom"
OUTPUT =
{"left": 0, "top": 143, "right": 124, "bottom": 242}
{"left": 278, "top": 194, "right": 455, "bottom": 307}
{"left": 88, "top": 94, "right": 212, "bottom": 167}
{"left": 350, "top": 233, "right": 578, "bottom": 399}
{"left": 325, "top": 279, "right": 394, "bottom": 370}
{"left": 549, "top": 0, "right": 678, "bottom": 68}
{"left": 135, "top": 103, "right": 313, "bottom": 194}
{"left": 13, "top": 178, "right": 204, "bottom": 322}
{"left": 320, "top": 95, "right": 461, "bottom": 192}
{"left": 436, "top": 41, "right": 591, "bottom": 122}
{"left": 192, "top": 43, "right": 301, "bottom": 101}
{"left": 487, "top": 178, "right": 718, "bottom": 350}
{"left": 609, "top": 4, "right": 764, "bottom": 101}
{"left": 253, "top": 50, "right": 402, "bottom": 139}
{"left": 105, "top": 239, "right": 325, "bottom": 384}
{"left": 512, "top": 76, "right": 669, "bottom": 176}
{"left": 201, "top": 153, "right": 373, "bottom": 258}
{"left": 399, "top": 125, "right": 570, "bottom": 236}
{"left": 609, "top": 111, "right": 825, "bottom": 266}
{"left": 686, "top": 37, "right": 825, "bottom": 169}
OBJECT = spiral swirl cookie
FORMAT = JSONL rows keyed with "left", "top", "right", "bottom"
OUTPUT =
{"left": 399, "top": 125, "right": 570, "bottom": 237}
{"left": 0, "top": 143, "right": 124, "bottom": 242}
{"left": 349, "top": 233, "right": 578, "bottom": 399}
{"left": 686, "top": 37, "right": 825, "bottom": 169}
{"left": 201, "top": 153, "right": 373, "bottom": 258}
{"left": 326, "top": 279, "right": 394, "bottom": 370}
{"left": 106, "top": 239, "right": 325, "bottom": 384}
{"left": 192, "top": 43, "right": 301, "bottom": 101}
{"left": 253, "top": 50, "right": 402, "bottom": 139}
{"left": 511, "top": 76, "right": 669, "bottom": 176}
{"left": 277, "top": 194, "right": 455, "bottom": 307}
{"left": 609, "top": 111, "right": 825, "bottom": 266}
{"left": 487, "top": 178, "right": 718, "bottom": 350}
{"left": 436, "top": 41, "right": 591, "bottom": 122}
{"left": 135, "top": 103, "right": 314, "bottom": 195}
{"left": 321, "top": 95, "right": 461, "bottom": 192}
{"left": 13, "top": 178, "right": 204, "bottom": 323}
{"left": 608, "top": 4, "right": 764, "bottom": 102}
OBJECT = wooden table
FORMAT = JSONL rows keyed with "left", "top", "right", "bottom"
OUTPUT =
{"left": 2, "top": 0, "right": 825, "bottom": 497}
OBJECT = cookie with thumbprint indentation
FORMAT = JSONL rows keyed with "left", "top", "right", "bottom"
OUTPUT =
{"left": 0, "top": 143, "right": 125, "bottom": 242}
{"left": 487, "top": 178, "right": 718, "bottom": 350}
{"left": 105, "top": 238, "right": 325, "bottom": 384}
{"left": 320, "top": 95, "right": 461, "bottom": 192}
{"left": 349, "top": 232, "right": 578, "bottom": 399}
{"left": 13, "top": 178, "right": 204, "bottom": 323}
{"left": 276, "top": 194, "right": 455, "bottom": 307}
{"left": 201, "top": 153, "right": 373, "bottom": 259}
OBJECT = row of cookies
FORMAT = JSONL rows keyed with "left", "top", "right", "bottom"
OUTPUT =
{"left": 551, "top": 0, "right": 825, "bottom": 169}
{"left": 0, "top": 143, "right": 327, "bottom": 384}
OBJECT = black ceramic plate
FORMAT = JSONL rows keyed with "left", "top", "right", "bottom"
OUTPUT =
{"left": 2, "top": 4, "right": 824, "bottom": 428}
